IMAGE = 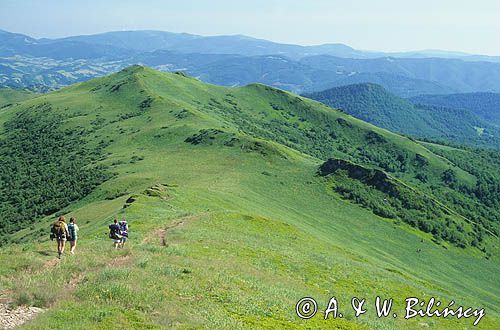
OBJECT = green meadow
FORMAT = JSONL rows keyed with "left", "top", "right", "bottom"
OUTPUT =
{"left": 0, "top": 88, "right": 37, "bottom": 108}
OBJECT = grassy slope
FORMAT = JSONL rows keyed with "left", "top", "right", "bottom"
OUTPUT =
{"left": 0, "top": 87, "right": 37, "bottom": 108}
{"left": 0, "top": 67, "right": 498, "bottom": 329}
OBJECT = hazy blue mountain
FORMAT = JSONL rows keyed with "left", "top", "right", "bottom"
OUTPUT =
{"left": 388, "top": 49, "right": 500, "bottom": 63}
{"left": 47, "top": 30, "right": 378, "bottom": 59}
{"left": 300, "top": 55, "right": 500, "bottom": 94}
{"left": 131, "top": 52, "right": 453, "bottom": 95}
{"left": 0, "top": 29, "right": 135, "bottom": 60}
{"left": 3, "top": 29, "right": 500, "bottom": 96}
{"left": 410, "top": 92, "right": 500, "bottom": 126}
{"left": 304, "top": 83, "right": 500, "bottom": 148}
{"left": 170, "top": 54, "right": 335, "bottom": 93}
{"left": 310, "top": 71, "right": 455, "bottom": 97}
{"left": 33, "top": 30, "right": 500, "bottom": 62}
{"left": 0, "top": 29, "right": 38, "bottom": 56}
{"left": 2, "top": 50, "right": 435, "bottom": 95}
{"left": 3, "top": 29, "right": 500, "bottom": 62}
{"left": 2, "top": 29, "right": 364, "bottom": 60}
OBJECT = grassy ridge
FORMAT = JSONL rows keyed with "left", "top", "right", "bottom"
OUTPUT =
{"left": 0, "top": 66, "right": 498, "bottom": 328}
{"left": 0, "top": 88, "right": 37, "bottom": 108}
{"left": 2, "top": 153, "right": 499, "bottom": 328}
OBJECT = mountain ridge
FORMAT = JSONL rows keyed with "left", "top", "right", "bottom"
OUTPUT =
{"left": 3, "top": 28, "right": 500, "bottom": 61}
{"left": 5, "top": 65, "right": 496, "bottom": 248}
{"left": 0, "top": 66, "right": 498, "bottom": 328}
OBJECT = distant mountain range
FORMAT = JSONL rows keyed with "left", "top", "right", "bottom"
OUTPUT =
{"left": 3, "top": 29, "right": 500, "bottom": 61}
{"left": 3, "top": 29, "right": 500, "bottom": 96}
{"left": 304, "top": 83, "right": 500, "bottom": 149}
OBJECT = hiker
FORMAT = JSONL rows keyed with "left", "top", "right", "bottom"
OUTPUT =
{"left": 67, "top": 217, "right": 79, "bottom": 255}
{"left": 109, "top": 219, "right": 122, "bottom": 249}
{"left": 51, "top": 216, "right": 69, "bottom": 258}
{"left": 119, "top": 218, "right": 129, "bottom": 248}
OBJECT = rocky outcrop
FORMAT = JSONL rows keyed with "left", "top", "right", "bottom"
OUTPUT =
{"left": 0, "top": 303, "right": 44, "bottom": 329}
{"left": 318, "top": 158, "right": 397, "bottom": 196}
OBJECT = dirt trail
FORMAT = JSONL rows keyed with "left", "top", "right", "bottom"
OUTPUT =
{"left": 64, "top": 273, "right": 85, "bottom": 290}
{"left": 109, "top": 255, "right": 132, "bottom": 268}
{"left": 42, "top": 258, "right": 60, "bottom": 271}
{"left": 0, "top": 211, "right": 206, "bottom": 329}
{"left": 143, "top": 213, "right": 207, "bottom": 246}
{"left": 0, "top": 250, "right": 134, "bottom": 329}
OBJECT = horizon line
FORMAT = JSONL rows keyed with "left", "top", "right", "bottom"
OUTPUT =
{"left": 1, "top": 27, "right": 498, "bottom": 58}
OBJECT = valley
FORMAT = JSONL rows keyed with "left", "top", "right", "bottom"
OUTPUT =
{"left": 4, "top": 30, "right": 500, "bottom": 97}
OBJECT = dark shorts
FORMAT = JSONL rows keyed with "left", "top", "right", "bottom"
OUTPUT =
{"left": 56, "top": 236, "right": 67, "bottom": 242}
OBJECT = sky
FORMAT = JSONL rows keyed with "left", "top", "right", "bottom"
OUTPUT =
{"left": 1, "top": 0, "right": 500, "bottom": 55}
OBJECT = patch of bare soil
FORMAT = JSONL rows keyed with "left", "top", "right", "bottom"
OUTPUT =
{"left": 143, "top": 213, "right": 207, "bottom": 246}
{"left": 108, "top": 255, "right": 132, "bottom": 268}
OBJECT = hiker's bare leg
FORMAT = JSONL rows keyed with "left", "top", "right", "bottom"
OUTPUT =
{"left": 57, "top": 240, "right": 63, "bottom": 258}
{"left": 70, "top": 241, "right": 76, "bottom": 254}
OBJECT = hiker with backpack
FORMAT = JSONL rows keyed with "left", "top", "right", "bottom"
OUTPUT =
{"left": 51, "top": 216, "right": 69, "bottom": 258}
{"left": 67, "top": 217, "right": 79, "bottom": 255}
{"left": 118, "top": 218, "right": 129, "bottom": 248}
{"left": 109, "top": 219, "right": 122, "bottom": 249}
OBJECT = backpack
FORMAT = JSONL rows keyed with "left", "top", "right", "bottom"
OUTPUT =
{"left": 51, "top": 221, "right": 66, "bottom": 238}
{"left": 68, "top": 223, "right": 76, "bottom": 241}
{"left": 119, "top": 222, "right": 128, "bottom": 237}
{"left": 109, "top": 224, "right": 121, "bottom": 240}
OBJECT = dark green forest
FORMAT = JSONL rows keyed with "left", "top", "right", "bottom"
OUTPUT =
{"left": 410, "top": 92, "right": 500, "bottom": 126}
{"left": 0, "top": 103, "right": 111, "bottom": 244}
{"left": 304, "top": 83, "right": 500, "bottom": 149}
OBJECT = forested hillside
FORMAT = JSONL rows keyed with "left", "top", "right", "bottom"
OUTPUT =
{"left": 410, "top": 92, "right": 500, "bottom": 126}
{"left": 304, "top": 83, "right": 500, "bottom": 149}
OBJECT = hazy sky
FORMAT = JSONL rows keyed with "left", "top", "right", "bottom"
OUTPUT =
{"left": 1, "top": 0, "right": 500, "bottom": 55}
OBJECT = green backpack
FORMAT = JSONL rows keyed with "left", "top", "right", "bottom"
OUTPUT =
{"left": 68, "top": 223, "right": 76, "bottom": 240}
